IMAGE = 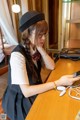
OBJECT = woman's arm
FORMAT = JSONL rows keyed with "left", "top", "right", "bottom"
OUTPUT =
{"left": 37, "top": 46, "right": 55, "bottom": 70}
{"left": 20, "top": 75, "right": 80, "bottom": 98}
{"left": 10, "top": 51, "right": 80, "bottom": 98}
{"left": 20, "top": 82, "right": 56, "bottom": 97}
{"left": 10, "top": 52, "right": 29, "bottom": 84}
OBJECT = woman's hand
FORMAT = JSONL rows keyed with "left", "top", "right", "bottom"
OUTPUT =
{"left": 36, "top": 42, "right": 44, "bottom": 48}
{"left": 55, "top": 75, "right": 80, "bottom": 86}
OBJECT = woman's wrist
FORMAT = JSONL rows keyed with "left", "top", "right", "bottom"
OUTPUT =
{"left": 53, "top": 82, "right": 57, "bottom": 89}
{"left": 37, "top": 46, "right": 44, "bottom": 52}
{"left": 37, "top": 46, "right": 47, "bottom": 56}
{"left": 54, "top": 80, "right": 61, "bottom": 87}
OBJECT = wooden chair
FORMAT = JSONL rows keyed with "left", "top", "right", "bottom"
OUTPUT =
{"left": 0, "top": 65, "right": 8, "bottom": 75}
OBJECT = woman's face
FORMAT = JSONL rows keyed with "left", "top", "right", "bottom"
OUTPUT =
{"left": 37, "top": 33, "right": 47, "bottom": 47}
{"left": 30, "top": 30, "right": 47, "bottom": 47}
{"left": 29, "top": 20, "right": 48, "bottom": 47}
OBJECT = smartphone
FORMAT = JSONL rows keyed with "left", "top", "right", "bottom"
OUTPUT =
{"left": 72, "top": 71, "right": 80, "bottom": 86}
{"left": 73, "top": 71, "right": 80, "bottom": 77}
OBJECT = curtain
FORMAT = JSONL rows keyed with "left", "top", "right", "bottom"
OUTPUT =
{"left": 21, "top": 0, "right": 28, "bottom": 14}
{"left": 0, "top": 0, "right": 18, "bottom": 45}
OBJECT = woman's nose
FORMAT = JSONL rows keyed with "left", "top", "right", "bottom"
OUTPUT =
{"left": 41, "top": 35, "right": 46, "bottom": 40}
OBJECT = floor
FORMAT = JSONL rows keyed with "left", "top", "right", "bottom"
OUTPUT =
{"left": 0, "top": 72, "right": 9, "bottom": 120}
{"left": 0, "top": 72, "right": 8, "bottom": 99}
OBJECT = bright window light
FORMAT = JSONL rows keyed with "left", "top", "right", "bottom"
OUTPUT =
{"left": 63, "top": 0, "right": 71, "bottom": 2}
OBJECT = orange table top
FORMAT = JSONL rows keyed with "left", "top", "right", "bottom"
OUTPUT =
{"left": 26, "top": 59, "right": 80, "bottom": 120}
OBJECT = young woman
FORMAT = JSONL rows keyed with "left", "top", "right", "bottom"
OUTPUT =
{"left": 2, "top": 11, "right": 80, "bottom": 120}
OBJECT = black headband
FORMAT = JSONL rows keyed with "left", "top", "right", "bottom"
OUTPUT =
{"left": 19, "top": 11, "right": 45, "bottom": 32}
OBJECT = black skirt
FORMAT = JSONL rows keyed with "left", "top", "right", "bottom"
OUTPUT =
{"left": 2, "top": 86, "right": 36, "bottom": 120}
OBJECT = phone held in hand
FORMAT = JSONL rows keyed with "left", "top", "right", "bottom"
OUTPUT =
{"left": 73, "top": 71, "right": 80, "bottom": 86}
{"left": 73, "top": 71, "right": 80, "bottom": 77}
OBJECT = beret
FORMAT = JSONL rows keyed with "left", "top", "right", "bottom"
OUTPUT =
{"left": 19, "top": 11, "right": 45, "bottom": 32}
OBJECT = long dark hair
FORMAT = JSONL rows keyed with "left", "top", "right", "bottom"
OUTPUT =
{"left": 21, "top": 20, "right": 48, "bottom": 82}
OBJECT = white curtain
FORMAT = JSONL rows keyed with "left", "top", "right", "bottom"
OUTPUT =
{"left": 21, "top": 0, "right": 28, "bottom": 14}
{"left": 0, "top": 0, "right": 18, "bottom": 45}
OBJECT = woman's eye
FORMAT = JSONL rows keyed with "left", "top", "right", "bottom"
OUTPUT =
{"left": 39, "top": 35, "right": 42, "bottom": 38}
{"left": 38, "top": 33, "right": 47, "bottom": 39}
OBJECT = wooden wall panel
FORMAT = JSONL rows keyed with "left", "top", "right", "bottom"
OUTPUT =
{"left": 35, "top": 0, "right": 42, "bottom": 12}
{"left": 28, "top": 0, "right": 42, "bottom": 12}
{"left": 28, "top": 0, "right": 33, "bottom": 10}
{"left": 48, "top": 0, "right": 59, "bottom": 49}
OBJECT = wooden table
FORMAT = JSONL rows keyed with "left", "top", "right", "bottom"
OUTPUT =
{"left": 26, "top": 59, "right": 80, "bottom": 120}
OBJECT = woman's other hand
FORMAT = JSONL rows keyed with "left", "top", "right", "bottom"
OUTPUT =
{"left": 55, "top": 75, "right": 80, "bottom": 86}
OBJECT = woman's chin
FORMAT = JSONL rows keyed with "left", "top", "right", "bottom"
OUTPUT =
{"left": 40, "top": 44, "right": 44, "bottom": 47}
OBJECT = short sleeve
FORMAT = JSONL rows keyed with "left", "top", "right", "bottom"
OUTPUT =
{"left": 10, "top": 52, "right": 29, "bottom": 85}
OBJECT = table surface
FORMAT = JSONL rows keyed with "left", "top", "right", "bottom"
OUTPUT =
{"left": 26, "top": 59, "right": 80, "bottom": 120}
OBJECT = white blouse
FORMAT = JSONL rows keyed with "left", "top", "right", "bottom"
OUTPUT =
{"left": 10, "top": 47, "right": 55, "bottom": 85}
{"left": 10, "top": 52, "right": 29, "bottom": 85}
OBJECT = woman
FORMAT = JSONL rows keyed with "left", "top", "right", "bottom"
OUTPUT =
{"left": 2, "top": 11, "right": 80, "bottom": 120}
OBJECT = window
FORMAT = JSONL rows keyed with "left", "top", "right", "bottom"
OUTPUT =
{"left": 0, "top": 27, "right": 7, "bottom": 49}
{"left": 0, "top": 27, "right": 4, "bottom": 49}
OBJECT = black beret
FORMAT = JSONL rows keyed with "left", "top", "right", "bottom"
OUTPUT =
{"left": 19, "top": 11, "right": 45, "bottom": 32}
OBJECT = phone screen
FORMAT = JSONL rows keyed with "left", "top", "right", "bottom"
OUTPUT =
{"left": 73, "top": 71, "right": 80, "bottom": 86}
{"left": 73, "top": 71, "right": 80, "bottom": 77}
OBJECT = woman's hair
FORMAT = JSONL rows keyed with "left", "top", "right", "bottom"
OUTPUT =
{"left": 21, "top": 20, "right": 47, "bottom": 80}
{"left": 22, "top": 20, "right": 48, "bottom": 42}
